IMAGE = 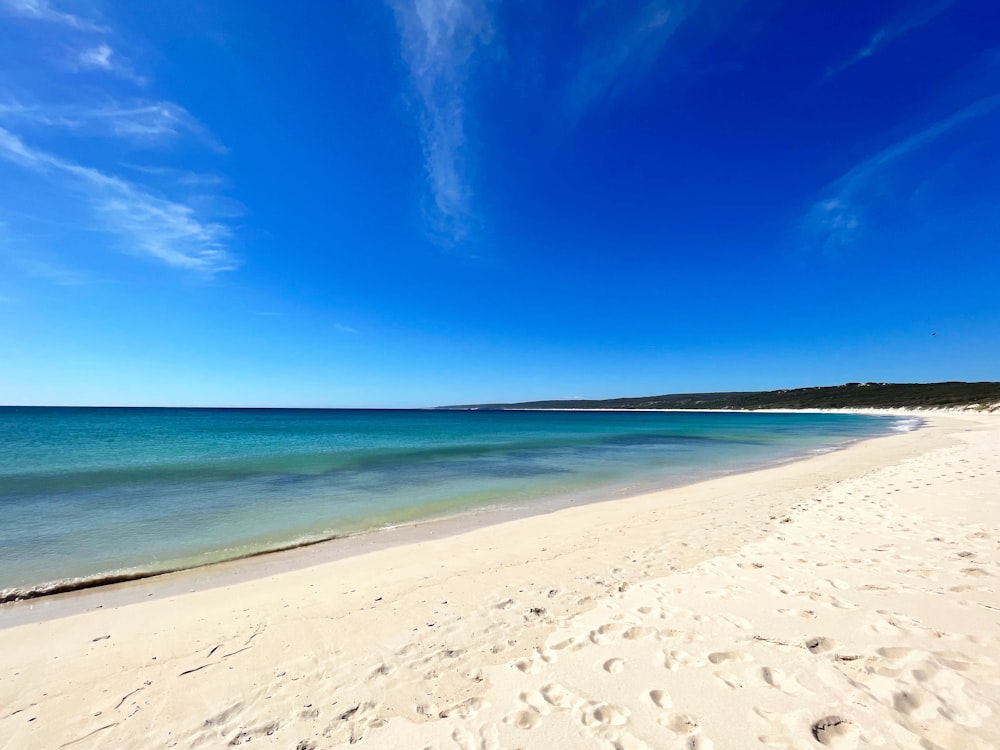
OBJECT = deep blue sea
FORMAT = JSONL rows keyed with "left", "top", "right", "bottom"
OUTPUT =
{"left": 0, "top": 407, "right": 916, "bottom": 601}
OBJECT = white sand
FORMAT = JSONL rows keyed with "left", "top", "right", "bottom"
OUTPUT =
{"left": 1, "top": 412, "right": 998, "bottom": 749}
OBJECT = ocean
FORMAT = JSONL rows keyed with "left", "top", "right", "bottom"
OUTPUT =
{"left": 0, "top": 407, "right": 916, "bottom": 601}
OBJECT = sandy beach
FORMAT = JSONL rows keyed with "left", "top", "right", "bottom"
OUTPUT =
{"left": 1, "top": 411, "right": 998, "bottom": 749}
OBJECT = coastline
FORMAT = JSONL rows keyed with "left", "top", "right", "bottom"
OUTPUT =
{"left": 1, "top": 411, "right": 997, "bottom": 748}
{"left": 0, "top": 409, "right": 904, "bottom": 611}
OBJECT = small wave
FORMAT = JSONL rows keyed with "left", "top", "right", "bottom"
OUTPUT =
{"left": 0, "top": 532, "right": 348, "bottom": 605}
{"left": 807, "top": 445, "right": 839, "bottom": 455}
{"left": 0, "top": 570, "right": 154, "bottom": 604}
{"left": 890, "top": 417, "right": 923, "bottom": 432}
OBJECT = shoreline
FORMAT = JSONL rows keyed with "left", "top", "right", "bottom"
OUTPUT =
{"left": 1, "top": 411, "right": 997, "bottom": 748}
{"left": 0, "top": 411, "right": 911, "bottom": 621}
{"left": 466, "top": 406, "right": 995, "bottom": 414}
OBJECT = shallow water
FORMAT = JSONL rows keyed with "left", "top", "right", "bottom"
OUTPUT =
{"left": 0, "top": 407, "right": 914, "bottom": 599}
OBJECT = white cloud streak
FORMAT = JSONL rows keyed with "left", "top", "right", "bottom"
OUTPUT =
{"left": 0, "top": 127, "right": 236, "bottom": 274}
{"left": 805, "top": 95, "right": 999, "bottom": 250}
{"left": 0, "top": 99, "right": 220, "bottom": 147}
{"left": 569, "top": 0, "right": 701, "bottom": 115}
{"left": 0, "top": 0, "right": 107, "bottom": 32}
{"left": 69, "top": 43, "right": 147, "bottom": 84}
{"left": 390, "top": 0, "right": 493, "bottom": 244}
{"left": 78, "top": 43, "right": 112, "bottom": 69}
{"left": 1, "top": 1, "right": 239, "bottom": 279}
{"left": 123, "top": 164, "right": 227, "bottom": 188}
{"left": 826, "top": 0, "right": 958, "bottom": 79}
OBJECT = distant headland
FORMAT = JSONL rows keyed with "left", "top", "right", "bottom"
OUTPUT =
{"left": 440, "top": 381, "right": 1000, "bottom": 411}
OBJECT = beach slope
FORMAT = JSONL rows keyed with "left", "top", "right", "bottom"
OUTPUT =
{"left": 1, "top": 412, "right": 998, "bottom": 749}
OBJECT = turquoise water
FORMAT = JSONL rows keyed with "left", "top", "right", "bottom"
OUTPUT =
{"left": 0, "top": 407, "right": 915, "bottom": 600}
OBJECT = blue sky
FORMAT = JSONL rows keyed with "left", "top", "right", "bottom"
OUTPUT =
{"left": 0, "top": 0, "right": 998, "bottom": 407}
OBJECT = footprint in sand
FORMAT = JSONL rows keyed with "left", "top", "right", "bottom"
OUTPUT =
{"left": 590, "top": 623, "right": 626, "bottom": 644}
{"left": 587, "top": 703, "right": 629, "bottom": 727}
{"left": 438, "top": 697, "right": 487, "bottom": 719}
{"left": 622, "top": 626, "right": 658, "bottom": 640}
{"left": 760, "top": 666, "right": 800, "bottom": 694}
{"left": 548, "top": 636, "right": 580, "bottom": 651}
{"left": 875, "top": 646, "right": 912, "bottom": 660}
{"left": 826, "top": 596, "right": 859, "bottom": 610}
{"left": 714, "top": 671, "right": 743, "bottom": 689}
{"left": 805, "top": 637, "right": 836, "bottom": 654}
{"left": 811, "top": 715, "right": 859, "bottom": 747}
{"left": 503, "top": 710, "right": 542, "bottom": 730}
{"left": 892, "top": 689, "right": 939, "bottom": 722}
{"left": 707, "top": 650, "right": 751, "bottom": 665}
{"left": 666, "top": 648, "right": 706, "bottom": 671}
{"left": 541, "top": 683, "right": 573, "bottom": 709}
{"left": 961, "top": 567, "right": 990, "bottom": 576}
{"left": 777, "top": 608, "right": 817, "bottom": 619}
{"left": 519, "top": 691, "right": 553, "bottom": 716}
{"left": 646, "top": 689, "right": 672, "bottom": 709}
{"left": 513, "top": 654, "right": 550, "bottom": 675}
{"left": 657, "top": 712, "right": 700, "bottom": 734}
{"left": 229, "top": 721, "right": 279, "bottom": 746}
{"left": 660, "top": 628, "right": 703, "bottom": 644}
{"left": 603, "top": 658, "right": 626, "bottom": 674}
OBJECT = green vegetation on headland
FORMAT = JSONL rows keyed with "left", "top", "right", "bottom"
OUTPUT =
{"left": 440, "top": 382, "right": 1000, "bottom": 411}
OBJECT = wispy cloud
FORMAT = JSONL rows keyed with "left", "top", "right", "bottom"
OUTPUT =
{"left": 0, "top": 0, "right": 107, "bottom": 32}
{"left": 123, "top": 164, "right": 227, "bottom": 188}
{"left": 0, "top": 99, "right": 216, "bottom": 146}
{"left": 78, "top": 43, "right": 112, "bottom": 69}
{"left": 569, "top": 0, "right": 702, "bottom": 115}
{"left": 805, "top": 95, "right": 999, "bottom": 250}
{"left": 3, "top": 2, "right": 144, "bottom": 83}
{"left": 69, "top": 43, "right": 146, "bottom": 84}
{"left": 825, "top": 0, "right": 957, "bottom": 79}
{"left": 334, "top": 323, "right": 358, "bottom": 334}
{"left": 390, "top": 0, "right": 494, "bottom": 245}
{"left": 0, "top": 1, "right": 240, "bottom": 282}
{"left": 0, "top": 127, "right": 236, "bottom": 274}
